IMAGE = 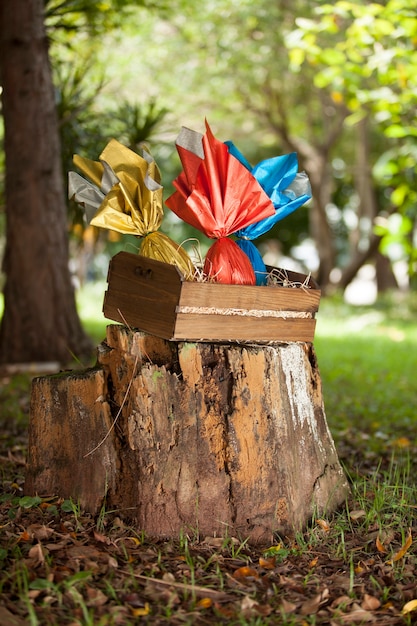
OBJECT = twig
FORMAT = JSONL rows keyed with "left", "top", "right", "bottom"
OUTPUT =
{"left": 119, "top": 570, "right": 232, "bottom": 601}
{"left": 117, "top": 308, "right": 135, "bottom": 334}
{"left": 83, "top": 354, "right": 139, "bottom": 457}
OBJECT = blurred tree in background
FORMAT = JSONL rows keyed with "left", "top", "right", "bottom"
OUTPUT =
{"left": 287, "top": 0, "right": 417, "bottom": 287}
{"left": 0, "top": 0, "right": 166, "bottom": 365}
{"left": 47, "top": 0, "right": 416, "bottom": 290}
{"left": 0, "top": 0, "right": 94, "bottom": 365}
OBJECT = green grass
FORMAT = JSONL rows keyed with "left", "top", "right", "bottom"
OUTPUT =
{"left": 313, "top": 292, "right": 417, "bottom": 473}
{"left": 1, "top": 285, "right": 417, "bottom": 624}
{"left": 76, "top": 280, "right": 108, "bottom": 345}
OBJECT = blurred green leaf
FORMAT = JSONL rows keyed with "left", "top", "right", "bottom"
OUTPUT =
{"left": 18, "top": 495, "right": 42, "bottom": 509}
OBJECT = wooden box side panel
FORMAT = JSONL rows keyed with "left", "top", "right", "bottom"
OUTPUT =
{"left": 174, "top": 313, "right": 317, "bottom": 343}
{"left": 103, "top": 290, "right": 175, "bottom": 339}
{"left": 103, "top": 252, "right": 182, "bottom": 338}
{"left": 178, "top": 281, "right": 320, "bottom": 314}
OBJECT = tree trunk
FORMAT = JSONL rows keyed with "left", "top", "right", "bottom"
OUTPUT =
{"left": 339, "top": 116, "right": 398, "bottom": 293}
{"left": 263, "top": 94, "right": 348, "bottom": 291}
{"left": 338, "top": 232, "right": 382, "bottom": 290}
{"left": 375, "top": 251, "right": 398, "bottom": 292}
{"left": 25, "top": 325, "right": 349, "bottom": 543}
{"left": 0, "top": 0, "right": 93, "bottom": 365}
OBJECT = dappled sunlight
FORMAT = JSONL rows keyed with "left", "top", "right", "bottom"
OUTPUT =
{"left": 76, "top": 281, "right": 108, "bottom": 344}
{"left": 315, "top": 293, "right": 417, "bottom": 343}
{"left": 314, "top": 293, "right": 417, "bottom": 488}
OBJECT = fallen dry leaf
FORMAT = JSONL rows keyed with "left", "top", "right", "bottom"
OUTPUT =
{"left": 27, "top": 542, "right": 46, "bottom": 567}
{"left": 401, "top": 599, "right": 417, "bottom": 615}
{"left": 300, "top": 588, "right": 329, "bottom": 615}
{"left": 46, "top": 537, "right": 72, "bottom": 551}
{"left": 66, "top": 544, "right": 102, "bottom": 560}
{"left": 349, "top": 509, "right": 366, "bottom": 521}
{"left": 317, "top": 519, "right": 331, "bottom": 532}
{"left": 115, "top": 535, "right": 141, "bottom": 547}
{"left": 213, "top": 603, "right": 237, "bottom": 619}
{"left": 85, "top": 585, "right": 108, "bottom": 607}
{"left": 338, "top": 602, "right": 375, "bottom": 623}
{"left": 18, "top": 530, "right": 32, "bottom": 542}
{"left": 28, "top": 524, "right": 55, "bottom": 541}
{"left": 122, "top": 592, "right": 147, "bottom": 608}
{"left": 280, "top": 598, "right": 297, "bottom": 613}
{"left": 28, "top": 589, "right": 43, "bottom": 600}
{"left": 265, "top": 543, "right": 282, "bottom": 553}
{"left": 241, "top": 595, "right": 258, "bottom": 614}
{"left": 259, "top": 555, "right": 276, "bottom": 569}
{"left": 130, "top": 602, "right": 150, "bottom": 617}
{"left": 232, "top": 566, "right": 259, "bottom": 581}
{"left": 387, "top": 529, "right": 412, "bottom": 564}
{"left": 361, "top": 593, "right": 381, "bottom": 611}
{"left": 107, "top": 554, "right": 118, "bottom": 568}
{"left": 0, "top": 605, "right": 28, "bottom": 626}
{"left": 93, "top": 529, "right": 111, "bottom": 545}
{"left": 202, "top": 536, "right": 224, "bottom": 547}
{"left": 376, "top": 536, "right": 387, "bottom": 554}
{"left": 331, "top": 594, "right": 353, "bottom": 609}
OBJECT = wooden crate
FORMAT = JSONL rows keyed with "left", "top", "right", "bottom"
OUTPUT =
{"left": 103, "top": 251, "right": 321, "bottom": 343}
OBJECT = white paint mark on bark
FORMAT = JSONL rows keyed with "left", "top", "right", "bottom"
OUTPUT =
{"left": 279, "top": 344, "right": 324, "bottom": 452}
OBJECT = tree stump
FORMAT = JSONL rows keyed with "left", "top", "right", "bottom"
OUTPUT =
{"left": 25, "top": 325, "right": 349, "bottom": 543}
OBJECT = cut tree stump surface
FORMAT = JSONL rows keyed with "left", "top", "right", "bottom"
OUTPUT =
{"left": 25, "top": 325, "right": 349, "bottom": 543}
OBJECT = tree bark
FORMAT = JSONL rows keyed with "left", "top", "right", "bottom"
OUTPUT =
{"left": 0, "top": 0, "right": 93, "bottom": 365}
{"left": 375, "top": 251, "right": 398, "bottom": 291}
{"left": 338, "top": 116, "right": 398, "bottom": 293}
{"left": 338, "top": 232, "right": 382, "bottom": 290}
{"left": 25, "top": 326, "right": 349, "bottom": 543}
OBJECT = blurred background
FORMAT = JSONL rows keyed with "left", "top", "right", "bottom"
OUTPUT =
{"left": 0, "top": 0, "right": 416, "bottom": 363}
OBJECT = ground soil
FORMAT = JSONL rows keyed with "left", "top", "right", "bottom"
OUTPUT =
{"left": 1, "top": 372, "right": 416, "bottom": 625}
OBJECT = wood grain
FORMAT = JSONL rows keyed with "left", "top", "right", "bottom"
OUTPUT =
{"left": 25, "top": 325, "right": 349, "bottom": 543}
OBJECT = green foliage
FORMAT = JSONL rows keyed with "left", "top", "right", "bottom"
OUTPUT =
{"left": 45, "top": 0, "right": 147, "bottom": 36}
{"left": 374, "top": 213, "right": 417, "bottom": 276}
{"left": 287, "top": 0, "right": 417, "bottom": 271}
{"left": 4, "top": 0, "right": 417, "bottom": 284}
{"left": 288, "top": 1, "right": 417, "bottom": 119}
{"left": 55, "top": 52, "right": 167, "bottom": 229}
{"left": 0, "top": 373, "right": 31, "bottom": 426}
{"left": 44, "top": 0, "right": 169, "bottom": 245}
{"left": 113, "top": 99, "right": 168, "bottom": 152}
{"left": 18, "top": 496, "right": 42, "bottom": 509}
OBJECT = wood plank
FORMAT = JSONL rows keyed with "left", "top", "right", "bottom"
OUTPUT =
{"left": 106, "top": 252, "right": 183, "bottom": 298}
{"left": 104, "top": 253, "right": 183, "bottom": 337}
{"left": 173, "top": 313, "right": 316, "bottom": 343}
{"left": 103, "top": 289, "right": 177, "bottom": 338}
{"left": 178, "top": 281, "right": 320, "bottom": 314}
